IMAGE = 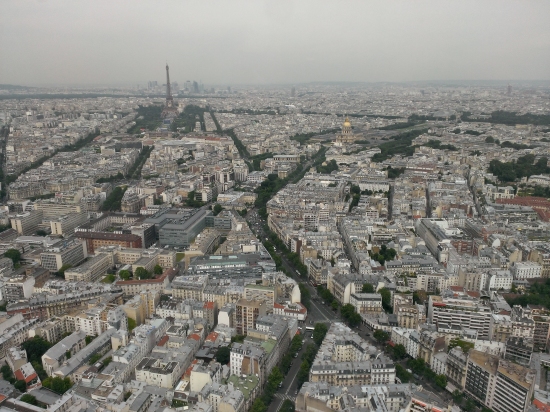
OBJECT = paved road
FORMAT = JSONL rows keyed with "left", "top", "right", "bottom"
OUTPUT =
{"left": 242, "top": 156, "right": 358, "bottom": 411}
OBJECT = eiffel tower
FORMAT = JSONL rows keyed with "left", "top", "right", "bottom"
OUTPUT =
{"left": 162, "top": 64, "right": 178, "bottom": 119}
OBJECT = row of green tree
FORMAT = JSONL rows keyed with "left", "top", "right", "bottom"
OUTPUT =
{"left": 250, "top": 152, "right": 274, "bottom": 171}
{"left": 387, "top": 166, "right": 405, "bottom": 179}
{"left": 505, "top": 277, "right": 550, "bottom": 309}
{"left": 488, "top": 154, "right": 550, "bottom": 182}
{"left": 464, "top": 110, "right": 550, "bottom": 126}
{"left": 296, "top": 324, "right": 329, "bottom": 388}
{"left": 218, "top": 108, "right": 277, "bottom": 116}
{"left": 360, "top": 283, "right": 392, "bottom": 312}
{"left": 262, "top": 230, "right": 308, "bottom": 277}
{"left": 127, "top": 105, "right": 163, "bottom": 134}
{"left": 289, "top": 128, "right": 339, "bottom": 144}
{"left": 409, "top": 114, "right": 456, "bottom": 122}
{"left": 486, "top": 135, "right": 535, "bottom": 150}
{"left": 317, "top": 285, "right": 340, "bottom": 312}
{"left": 532, "top": 185, "right": 550, "bottom": 198}
{"left": 423, "top": 139, "right": 458, "bottom": 151}
{"left": 395, "top": 358, "right": 447, "bottom": 390}
{"left": 372, "top": 129, "right": 429, "bottom": 162}
{"left": 171, "top": 105, "right": 207, "bottom": 133}
{"left": 340, "top": 304, "right": 362, "bottom": 327}
{"left": 101, "top": 186, "right": 127, "bottom": 211}
{"left": 452, "top": 128, "right": 482, "bottom": 136}
{"left": 225, "top": 128, "right": 250, "bottom": 158}
{"left": 500, "top": 141, "right": 533, "bottom": 150}
{"left": 349, "top": 184, "right": 361, "bottom": 211}
{"left": 255, "top": 174, "right": 286, "bottom": 211}
{"left": 3, "top": 128, "right": 100, "bottom": 188}
{"left": 256, "top": 146, "right": 324, "bottom": 208}
{"left": 250, "top": 332, "right": 309, "bottom": 412}
{"left": 126, "top": 146, "right": 154, "bottom": 179}
{"left": 96, "top": 172, "right": 124, "bottom": 183}
{"left": 378, "top": 121, "right": 422, "bottom": 130}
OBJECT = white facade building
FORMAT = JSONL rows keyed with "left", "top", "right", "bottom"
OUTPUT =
{"left": 511, "top": 261, "right": 542, "bottom": 280}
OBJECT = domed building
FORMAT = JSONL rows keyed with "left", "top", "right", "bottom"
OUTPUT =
{"left": 335, "top": 116, "right": 356, "bottom": 146}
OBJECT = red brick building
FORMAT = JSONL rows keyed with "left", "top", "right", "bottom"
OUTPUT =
{"left": 75, "top": 231, "right": 142, "bottom": 254}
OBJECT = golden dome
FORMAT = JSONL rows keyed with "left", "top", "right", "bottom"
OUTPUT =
{"left": 343, "top": 116, "right": 351, "bottom": 127}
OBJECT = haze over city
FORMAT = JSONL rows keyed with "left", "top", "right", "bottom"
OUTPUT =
{"left": 2, "top": 0, "right": 550, "bottom": 86}
{"left": 2, "top": 2, "right": 550, "bottom": 412}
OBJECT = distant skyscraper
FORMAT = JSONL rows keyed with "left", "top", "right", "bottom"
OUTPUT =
{"left": 507, "top": 84, "right": 512, "bottom": 96}
{"left": 193, "top": 81, "right": 199, "bottom": 94}
{"left": 291, "top": 87, "right": 296, "bottom": 97}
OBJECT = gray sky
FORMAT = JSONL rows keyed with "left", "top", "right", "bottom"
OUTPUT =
{"left": 1, "top": 0, "right": 549, "bottom": 86}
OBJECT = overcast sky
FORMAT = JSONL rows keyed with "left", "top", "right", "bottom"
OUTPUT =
{"left": 1, "top": 0, "right": 549, "bottom": 86}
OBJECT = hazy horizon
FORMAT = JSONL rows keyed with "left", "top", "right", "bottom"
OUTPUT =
{"left": 2, "top": 0, "right": 549, "bottom": 87}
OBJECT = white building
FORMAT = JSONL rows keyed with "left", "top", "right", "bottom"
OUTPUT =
{"left": 135, "top": 357, "right": 180, "bottom": 388}
{"left": 511, "top": 261, "right": 542, "bottom": 280}
{"left": 486, "top": 271, "right": 513, "bottom": 290}
{"left": 391, "top": 327, "right": 420, "bottom": 359}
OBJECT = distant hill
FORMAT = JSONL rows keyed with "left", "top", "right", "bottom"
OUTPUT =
{"left": 0, "top": 84, "right": 30, "bottom": 90}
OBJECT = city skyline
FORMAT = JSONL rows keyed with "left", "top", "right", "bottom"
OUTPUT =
{"left": 2, "top": 0, "right": 550, "bottom": 86}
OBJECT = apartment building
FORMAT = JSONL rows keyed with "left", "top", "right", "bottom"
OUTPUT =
{"left": 309, "top": 323, "right": 395, "bottom": 386}
{"left": 34, "top": 201, "right": 82, "bottom": 219}
{"left": 428, "top": 295, "right": 493, "bottom": 338}
{"left": 64, "top": 252, "right": 114, "bottom": 282}
{"left": 67, "top": 304, "right": 127, "bottom": 336}
{"left": 158, "top": 210, "right": 211, "bottom": 248}
{"left": 50, "top": 212, "right": 88, "bottom": 236}
{"left": 29, "top": 318, "right": 68, "bottom": 343}
{"left": 244, "top": 284, "right": 276, "bottom": 308}
{"left": 230, "top": 343, "right": 266, "bottom": 386}
{"left": 396, "top": 305, "right": 423, "bottom": 330}
{"left": 10, "top": 210, "right": 43, "bottom": 235}
{"left": 41, "top": 330, "right": 87, "bottom": 376}
{"left": 349, "top": 293, "right": 383, "bottom": 314}
{"left": 465, "top": 350, "right": 535, "bottom": 412}
{"left": 511, "top": 261, "right": 542, "bottom": 280}
{"left": 76, "top": 231, "right": 142, "bottom": 254}
{"left": 3, "top": 275, "right": 35, "bottom": 302}
{"left": 172, "top": 275, "right": 209, "bottom": 300}
{"left": 40, "top": 239, "right": 87, "bottom": 271}
{"left": 135, "top": 357, "right": 180, "bottom": 388}
{"left": 234, "top": 299, "right": 267, "bottom": 335}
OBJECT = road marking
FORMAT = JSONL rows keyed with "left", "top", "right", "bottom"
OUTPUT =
{"left": 285, "top": 365, "right": 300, "bottom": 395}
{"left": 275, "top": 394, "right": 296, "bottom": 401}
{"left": 309, "top": 300, "right": 329, "bottom": 321}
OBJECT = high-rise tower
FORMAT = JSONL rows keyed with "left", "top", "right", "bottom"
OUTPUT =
{"left": 162, "top": 64, "right": 178, "bottom": 118}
